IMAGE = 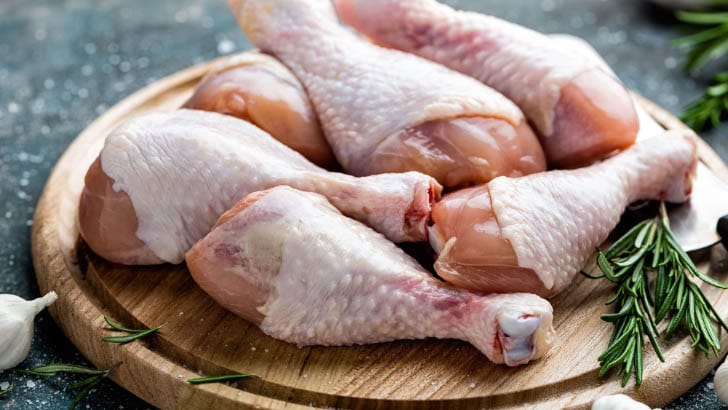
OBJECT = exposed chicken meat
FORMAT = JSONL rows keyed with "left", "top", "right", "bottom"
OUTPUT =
{"left": 186, "top": 186, "right": 555, "bottom": 366}
{"left": 429, "top": 130, "right": 697, "bottom": 297}
{"left": 335, "top": 0, "right": 639, "bottom": 168}
{"left": 78, "top": 109, "right": 440, "bottom": 265}
{"left": 183, "top": 51, "right": 335, "bottom": 167}
{"left": 228, "top": 0, "right": 546, "bottom": 187}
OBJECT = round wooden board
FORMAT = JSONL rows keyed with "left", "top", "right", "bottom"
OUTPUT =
{"left": 31, "top": 57, "right": 728, "bottom": 410}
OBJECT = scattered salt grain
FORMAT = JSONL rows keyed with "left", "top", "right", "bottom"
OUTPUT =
{"left": 26, "top": 380, "right": 36, "bottom": 388}
{"left": 217, "top": 38, "right": 235, "bottom": 54}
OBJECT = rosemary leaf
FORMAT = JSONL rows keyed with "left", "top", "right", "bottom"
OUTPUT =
{"left": 188, "top": 374, "right": 255, "bottom": 384}
{"left": 20, "top": 363, "right": 107, "bottom": 377}
{"left": 0, "top": 384, "right": 12, "bottom": 397}
{"left": 66, "top": 374, "right": 107, "bottom": 391}
{"left": 69, "top": 377, "right": 103, "bottom": 410}
{"left": 580, "top": 269, "right": 604, "bottom": 279}
{"left": 102, "top": 324, "right": 165, "bottom": 344}
{"left": 678, "top": 10, "right": 728, "bottom": 25}
{"left": 104, "top": 315, "right": 148, "bottom": 334}
{"left": 688, "top": 35, "right": 728, "bottom": 73}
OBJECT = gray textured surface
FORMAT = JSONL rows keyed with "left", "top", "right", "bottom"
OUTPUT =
{"left": 0, "top": 0, "right": 726, "bottom": 408}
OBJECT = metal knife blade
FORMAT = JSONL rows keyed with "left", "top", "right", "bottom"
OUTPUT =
{"left": 668, "top": 162, "right": 728, "bottom": 251}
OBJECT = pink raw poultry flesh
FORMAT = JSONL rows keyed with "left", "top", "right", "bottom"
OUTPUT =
{"left": 186, "top": 186, "right": 555, "bottom": 366}
{"left": 228, "top": 0, "right": 546, "bottom": 188}
{"left": 334, "top": 0, "right": 639, "bottom": 168}
{"left": 429, "top": 130, "right": 698, "bottom": 297}
{"left": 78, "top": 109, "right": 440, "bottom": 265}
{"left": 183, "top": 51, "right": 335, "bottom": 167}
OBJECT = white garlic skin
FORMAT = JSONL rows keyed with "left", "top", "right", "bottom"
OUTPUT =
{"left": 715, "top": 357, "right": 728, "bottom": 404}
{"left": 592, "top": 394, "right": 651, "bottom": 410}
{"left": 0, "top": 292, "right": 57, "bottom": 370}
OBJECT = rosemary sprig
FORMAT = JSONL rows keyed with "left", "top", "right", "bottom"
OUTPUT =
{"left": 20, "top": 363, "right": 111, "bottom": 410}
{"left": 652, "top": 206, "right": 728, "bottom": 354}
{"left": 587, "top": 221, "right": 665, "bottom": 386}
{"left": 673, "top": 8, "right": 728, "bottom": 130}
{"left": 584, "top": 203, "right": 727, "bottom": 386}
{"left": 0, "top": 383, "right": 12, "bottom": 397}
{"left": 674, "top": 10, "right": 728, "bottom": 73}
{"left": 188, "top": 373, "right": 256, "bottom": 384}
{"left": 102, "top": 315, "right": 166, "bottom": 344}
{"left": 681, "top": 71, "right": 728, "bottom": 130}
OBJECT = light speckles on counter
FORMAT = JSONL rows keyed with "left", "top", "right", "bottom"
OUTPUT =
{"left": 1, "top": 0, "right": 726, "bottom": 408}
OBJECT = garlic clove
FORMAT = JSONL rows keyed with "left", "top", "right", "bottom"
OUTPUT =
{"left": 592, "top": 394, "right": 652, "bottom": 410}
{"left": 0, "top": 291, "right": 57, "bottom": 370}
{"left": 715, "top": 356, "right": 728, "bottom": 404}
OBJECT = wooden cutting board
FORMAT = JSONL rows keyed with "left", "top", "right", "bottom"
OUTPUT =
{"left": 31, "top": 57, "right": 728, "bottom": 409}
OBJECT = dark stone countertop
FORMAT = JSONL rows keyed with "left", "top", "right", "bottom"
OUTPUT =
{"left": 1, "top": 0, "right": 726, "bottom": 408}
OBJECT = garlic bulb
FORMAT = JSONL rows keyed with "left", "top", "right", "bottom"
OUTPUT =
{"left": 0, "top": 292, "right": 57, "bottom": 370}
{"left": 715, "top": 357, "right": 728, "bottom": 403}
{"left": 592, "top": 394, "right": 651, "bottom": 410}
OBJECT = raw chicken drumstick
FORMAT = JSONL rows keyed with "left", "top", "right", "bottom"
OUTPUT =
{"left": 335, "top": 0, "right": 639, "bottom": 168}
{"left": 183, "top": 51, "right": 335, "bottom": 167}
{"left": 429, "top": 130, "right": 697, "bottom": 297}
{"left": 78, "top": 109, "right": 440, "bottom": 265}
{"left": 228, "top": 0, "right": 546, "bottom": 188}
{"left": 186, "top": 186, "right": 555, "bottom": 366}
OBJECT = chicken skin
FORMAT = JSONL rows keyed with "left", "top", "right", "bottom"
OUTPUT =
{"left": 186, "top": 186, "right": 555, "bottom": 366}
{"left": 335, "top": 0, "right": 639, "bottom": 168}
{"left": 78, "top": 110, "right": 440, "bottom": 265}
{"left": 228, "top": 0, "right": 546, "bottom": 187}
{"left": 429, "top": 130, "right": 697, "bottom": 297}
{"left": 183, "top": 51, "right": 335, "bottom": 167}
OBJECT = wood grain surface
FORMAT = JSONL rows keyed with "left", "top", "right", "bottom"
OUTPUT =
{"left": 31, "top": 58, "right": 728, "bottom": 409}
